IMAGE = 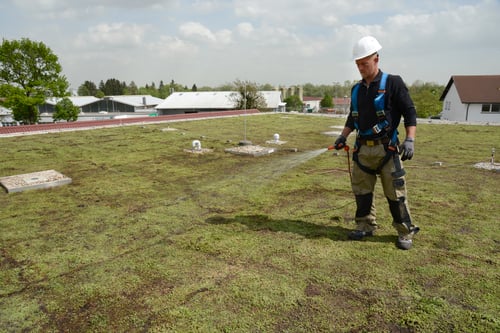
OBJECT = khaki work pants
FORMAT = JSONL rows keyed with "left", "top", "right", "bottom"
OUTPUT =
{"left": 351, "top": 144, "right": 416, "bottom": 237}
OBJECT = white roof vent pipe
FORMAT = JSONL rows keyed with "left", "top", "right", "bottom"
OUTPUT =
{"left": 192, "top": 140, "right": 202, "bottom": 151}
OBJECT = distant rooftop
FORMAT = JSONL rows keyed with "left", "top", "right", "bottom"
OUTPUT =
{"left": 156, "top": 91, "right": 282, "bottom": 110}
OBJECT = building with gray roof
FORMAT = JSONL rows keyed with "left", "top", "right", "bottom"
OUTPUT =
{"left": 155, "top": 91, "right": 283, "bottom": 115}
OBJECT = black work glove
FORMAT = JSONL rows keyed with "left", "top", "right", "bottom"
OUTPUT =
{"left": 334, "top": 135, "right": 346, "bottom": 150}
{"left": 400, "top": 138, "right": 414, "bottom": 161}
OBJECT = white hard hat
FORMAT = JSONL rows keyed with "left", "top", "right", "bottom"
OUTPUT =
{"left": 352, "top": 36, "right": 382, "bottom": 60}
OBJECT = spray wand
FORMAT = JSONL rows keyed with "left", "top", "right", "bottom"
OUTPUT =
{"left": 328, "top": 144, "right": 352, "bottom": 182}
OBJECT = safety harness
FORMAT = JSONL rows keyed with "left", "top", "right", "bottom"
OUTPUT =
{"left": 351, "top": 72, "right": 400, "bottom": 175}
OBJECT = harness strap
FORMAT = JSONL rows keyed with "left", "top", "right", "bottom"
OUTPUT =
{"left": 351, "top": 72, "right": 390, "bottom": 137}
{"left": 352, "top": 149, "right": 394, "bottom": 175}
{"left": 352, "top": 130, "right": 399, "bottom": 175}
{"left": 351, "top": 73, "right": 401, "bottom": 175}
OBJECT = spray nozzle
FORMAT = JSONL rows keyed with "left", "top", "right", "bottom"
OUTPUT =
{"left": 328, "top": 144, "right": 350, "bottom": 151}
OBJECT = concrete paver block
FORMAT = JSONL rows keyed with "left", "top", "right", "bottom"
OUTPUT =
{"left": 0, "top": 170, "right": 72, "bottom": 193}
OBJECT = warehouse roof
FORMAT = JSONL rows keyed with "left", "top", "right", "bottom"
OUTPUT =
{"left": 156, "top": 91, "right": 282, "bottom": 110}
{"left": 44, "top": 96, "right": 100, "bottom": 107}
{"left": 106, "top": 95, "right": 165, "bottom": 107}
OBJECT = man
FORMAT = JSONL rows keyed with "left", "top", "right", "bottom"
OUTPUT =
{"left": 334, "top": 36, "right": 419, "bottom": 250}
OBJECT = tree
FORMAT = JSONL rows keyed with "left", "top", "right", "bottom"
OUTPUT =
{"left": 283, "top": 95, "right": 304, "bottom": 112}
{"left": 215, "top": 83, "right": 234, "bottom": 91}
{"left": 100, "top": 78, "right": 125, "bottom": 95}
{"left": 77, "top": 80, "right": 98, "bottom": 96}
{"left": 169, "top": 79, "right": 187, "bottom": 94}
{"left": 408, "top": 81, "right": 444, "bottom": 118}
{"left": 53, "top": 97, "right": 79, "bottom": 122}
{"left": 320, "top": 93, "right": 333, "bottom": 108}
{"left": 259, "top": 83, "right": 275, "bottom": 91}
{"left": 0, "top": 38, "right": 69, "bottom": 124}
{"left": 230, "top": 79, "right": 266, "bottom": 110}
{"left": 125, "top": 81, "right": 139, "bottom": 95}
{"left": 157, "top": 81, "right": 170, "bottom": 98}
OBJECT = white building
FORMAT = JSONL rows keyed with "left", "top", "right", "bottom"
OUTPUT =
{"left": 303, "top": 97, "right": 322, "bottom": 112}
{"left": 103, "top": 95, "right": 165, "bottom": 113}
{"left": 46, "top": 96, "right": 101, "bottom": 112}
{"left": 0, "top": 105, "right": 15, "bottom": 125}
{"left": 440, "top": 75, "right": 500, "bottom": 122}
{"left": 155, "top": 91, "right": 283, "bottom": 115}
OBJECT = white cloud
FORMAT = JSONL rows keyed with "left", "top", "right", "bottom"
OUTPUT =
{"left": 179, "top": 22, "right": 217, "bottom": 42}
{"left": 149, "top": 35, "right": 198, "bottom": 56}
{"left": 190, "top": 0, "right": 226, "bottom": 13}
{"left": 237, "top": 22, "right": 254, "bottom": 38}
{"left": 12, "top": 0, "right": 177, "bottom": 10}
{"left": 75, "top": 23, "right": 150, "bottom": 49}
{"left": 3, "top": 0, "right": 499, "bottom": 88}
{"left": 321, "top": 14, "right": 339, "bottom": 26}
{"left": 215, "top": 29, "right": 233, "bottom": 45}
{"left": 179, "top": 22, "right": 232, "bottom": 45}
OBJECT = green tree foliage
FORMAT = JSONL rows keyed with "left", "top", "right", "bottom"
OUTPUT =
{"left": 320, "top": 93, "right": 333, "bottom": 108}
{"left": 157, "top": 80, "right": 170, "bottom": 98}
{"left": 77, "top": 80, "right": 98, "bottom": 96}
{"left": 215, "top": 83, "right": 234, "bottom": 91}
{"left": 0, "top": 38, "right": 68, "bottom": 124}
{"left": 283, "top": 95, "right": 304, "bottom": 111}
{"left": 302, "top": 81, "right": 356, "bottom": 98}
{"left": 125, "top": 81, "right": 139, "bottom": 95}
{"left": 230, "top": 79, "right": 267, "bottom": 110}
{"left": 169, "top": 80, "right": 187, "bottom": 94}
{"left": 53, "top": 97, "right": 79, "bottom": 122}
{"left": 99, "top": 78, "right": 126, "bottom": 95}
{"left": 72, "top": 78, "right": 444, "bottom": 118}
{"left": 408, "top": 81, "right": 444, "bottom": 118}
{"left": 259, "top": 83, "right": 275, "bottom": 91}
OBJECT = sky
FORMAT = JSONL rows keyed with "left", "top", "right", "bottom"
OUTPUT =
{"left": 1, "top": 0, "right": 499, "bottom": 91}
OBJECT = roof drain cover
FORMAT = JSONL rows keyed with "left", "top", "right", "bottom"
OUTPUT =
{"left": 0, "top": 170, "right": 72, "bottom": 193}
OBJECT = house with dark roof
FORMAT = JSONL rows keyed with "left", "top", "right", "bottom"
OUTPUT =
{"left": 439, "top": 75, "right": 500, "bottom": 122}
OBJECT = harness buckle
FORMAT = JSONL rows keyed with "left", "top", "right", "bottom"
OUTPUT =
{"left": 372, "top": 124, "right": 382, "bottom": 134}
{"left": 366, "top": 140, "right": 375, "bottom": 146}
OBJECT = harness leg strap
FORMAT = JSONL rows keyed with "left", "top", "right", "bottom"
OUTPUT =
{"left": 387, "top": 197, "right": 419, "bottom": 237}
{"left": 355, "top": 193, "right": 377, "bottom": 232}
{"left": 391, "top": 151, "right": 406, "bottom": 178}
{"left": 355, "top": 193, "right": 374, "bottom": 218}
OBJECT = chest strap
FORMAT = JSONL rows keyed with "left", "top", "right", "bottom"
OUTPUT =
{"left": 351, "top": 72, "right": 390, "bottom": 137}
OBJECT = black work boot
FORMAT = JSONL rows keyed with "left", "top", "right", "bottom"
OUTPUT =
{"left": 348, "top": 230, "right": 373, "bottom": 240}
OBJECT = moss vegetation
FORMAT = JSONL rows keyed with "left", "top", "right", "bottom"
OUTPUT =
{"left": 0, "top": 114, "right": 499, "bottom": 332}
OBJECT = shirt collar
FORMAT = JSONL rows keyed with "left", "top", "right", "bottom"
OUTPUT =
{"left": 362, "top": 70, "right": 383, "bottom": 86}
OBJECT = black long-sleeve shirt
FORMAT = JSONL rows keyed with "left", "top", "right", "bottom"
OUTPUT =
{"left": 345, "top": 70, "right": 417, "bottom": 140}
